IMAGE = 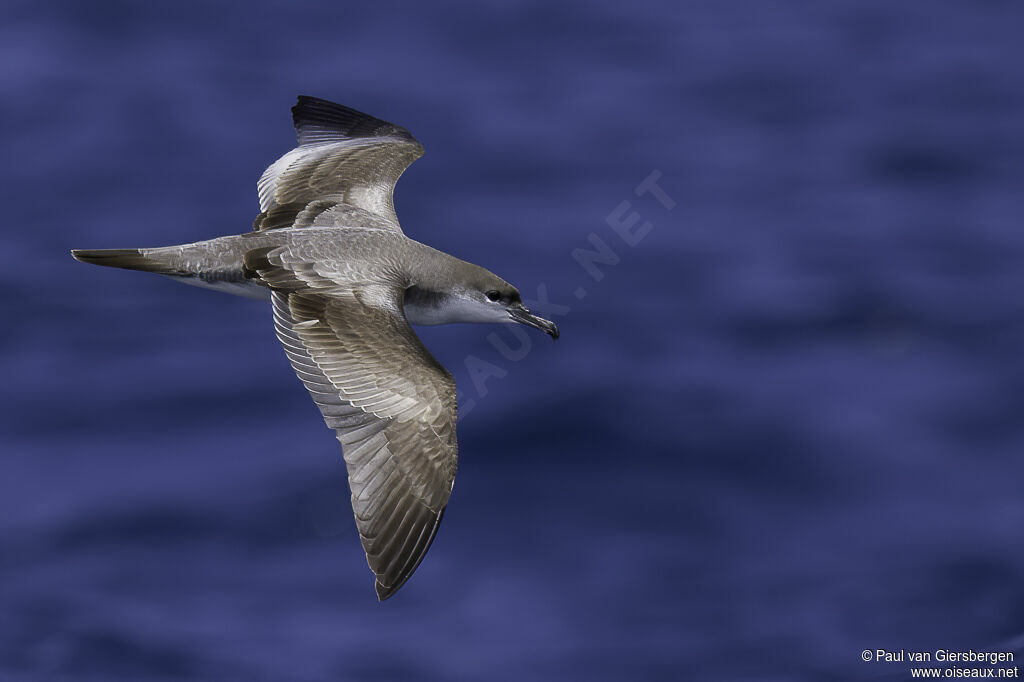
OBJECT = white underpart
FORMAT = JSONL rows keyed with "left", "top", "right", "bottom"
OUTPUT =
{"left": 404, "top": 293, "right": 511, "bottom": 326}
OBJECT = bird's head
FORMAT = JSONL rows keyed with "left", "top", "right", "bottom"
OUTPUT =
{"left": 477, "top": 281, "right": 559, "bottom": 339}
{"left": 434, "top": 269, "right": 559, "bottom": 339}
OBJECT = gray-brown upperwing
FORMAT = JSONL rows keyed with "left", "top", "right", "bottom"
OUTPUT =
{"left": 245, "top": 244, "right": 457, "bottom": 600}
{"left": 255, "top": 96, "right": 424, "bottom": 232}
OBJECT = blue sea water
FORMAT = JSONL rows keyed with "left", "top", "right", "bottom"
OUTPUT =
{"left": 2, "top": 1, "right": 1024, "bottom": 680}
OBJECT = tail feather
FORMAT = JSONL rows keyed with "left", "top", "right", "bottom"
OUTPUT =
{"left": 71, "top": 248, "right": 184, "bottom": 275}
{"left": 71, "top": 245, "right": 272, "bottom": 300}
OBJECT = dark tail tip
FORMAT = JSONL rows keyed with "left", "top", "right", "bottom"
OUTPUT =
{"left": 71, "top": 248, "right": 165, "bottom": 273}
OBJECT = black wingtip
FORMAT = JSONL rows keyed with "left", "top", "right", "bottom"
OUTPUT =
{"left": 291, "top": 95, "right": 415, "bottom": 147}
{"left": 372, "top": 507, "right": 447, "bottom": 602}
{"left": 375, "top": 580, "right": 396, "bottom": 601}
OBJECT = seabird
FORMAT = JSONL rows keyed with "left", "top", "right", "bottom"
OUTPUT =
{"left": 71, "top": 95, "right": 559, "bottom": 600}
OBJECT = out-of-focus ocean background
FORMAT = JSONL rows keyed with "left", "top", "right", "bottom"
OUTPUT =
{"left": 3, "top": 1, "right": 1024, "bottom": 680}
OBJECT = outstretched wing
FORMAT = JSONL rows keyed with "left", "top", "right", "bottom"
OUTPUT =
{"left": 255, "top": 96, "right": 424, "bottom": 232}
{"left": 245, "top": 246, "right": 457, "bottom": 600}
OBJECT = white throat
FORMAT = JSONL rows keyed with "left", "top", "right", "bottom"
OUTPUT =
{"left": 404, "top": 289, "right": 510, "bottom": 326}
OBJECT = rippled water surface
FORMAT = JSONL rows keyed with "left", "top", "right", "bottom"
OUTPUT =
{"left": 3, "top": 1, "right": 1024, "bottom": 680}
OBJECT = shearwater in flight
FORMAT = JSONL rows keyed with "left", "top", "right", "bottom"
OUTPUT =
{"left": 72, "top": 95, "right": 559, "bottom": 600}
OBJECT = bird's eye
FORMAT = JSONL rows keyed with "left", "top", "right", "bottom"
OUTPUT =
{"left": 485, "top": 290, "right": 502, "bottom": 302}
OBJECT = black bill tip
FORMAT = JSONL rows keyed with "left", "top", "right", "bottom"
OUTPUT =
{"left": 510, "top": 306, "right": 560, "bottom": 340}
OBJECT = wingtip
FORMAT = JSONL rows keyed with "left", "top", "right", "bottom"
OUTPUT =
{"left": 375, "top": 580, "right": 397, "bottom": 601}
{"left": 289, "top": 95, "right": 416, "bottom": 147}
{"left": 372, "top": 565, "right": 416, "bottom": 602}
{"left": 369, "top": 506, "right": 447, "bottom": 603}
{"left": 291, "top": 94, "right": 328, "bottom": 120}
{"left": 291, "top": 96, "right": 377, "bottom": 134}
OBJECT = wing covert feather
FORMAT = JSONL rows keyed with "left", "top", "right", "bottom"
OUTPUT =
{"left": 263, "top": 256, "right": 456, "bottom": 599}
